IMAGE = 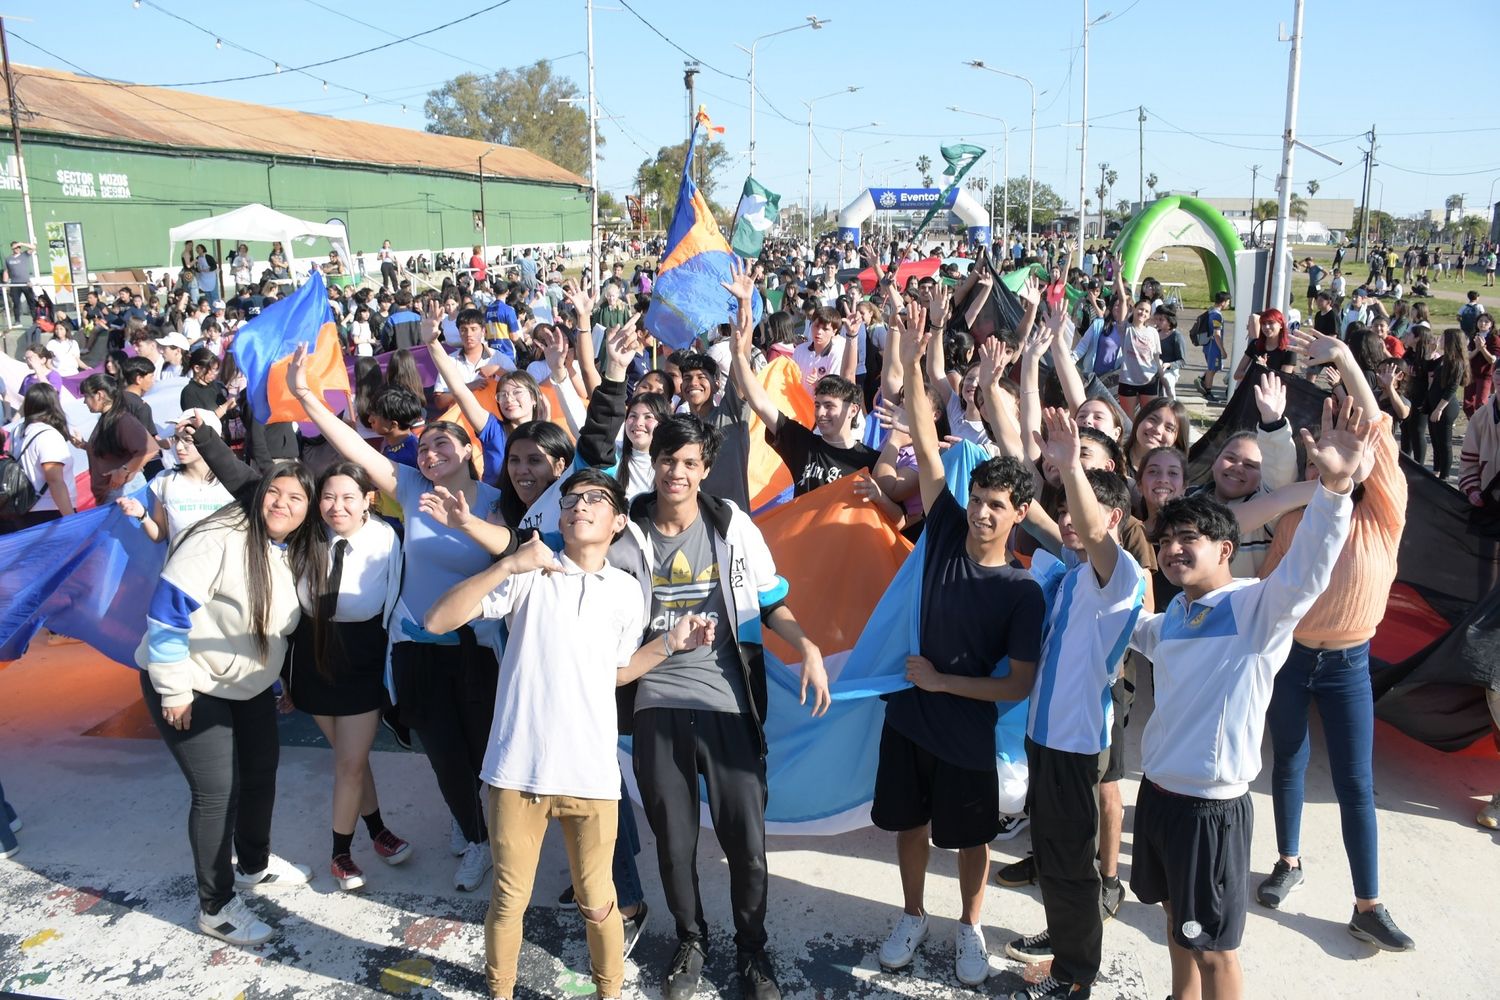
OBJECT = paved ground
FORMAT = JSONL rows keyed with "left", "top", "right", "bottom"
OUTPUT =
{"left": 2, "top": 639, "right": 1498, "bottom": 999}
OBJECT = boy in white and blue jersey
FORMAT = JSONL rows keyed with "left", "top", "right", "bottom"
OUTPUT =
{"left": 1004, "top": 409, "right": 1147, "bottom": 1000}
{"left": 1127, "top": 395, "right": 1375, "bottom": 1000}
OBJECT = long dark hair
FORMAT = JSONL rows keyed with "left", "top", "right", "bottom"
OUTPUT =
{"left": 496, "top": 420, "right": 574, "bottom": 527}
{"left": 352, "top": 355, "right": 383, "bottom": 423}
{"left": 385, "top": 348, "right": 425, "bottom": 400}
{"left": 21, "top": 382, "right": 70, "bottom": 441}
{"left": 81, "top": 372, "right": 130, "bottom": 457}
{"left": 177, "top": 461, "right": 322, "bottom": 659}
{"left": 618, "top": 392, "right": 672, "bottom": 489}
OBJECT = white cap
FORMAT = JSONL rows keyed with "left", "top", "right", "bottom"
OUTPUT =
{"left": 176, "top": 408, "right": 222, "bottom": 435}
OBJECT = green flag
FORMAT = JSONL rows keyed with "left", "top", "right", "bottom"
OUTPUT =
{"left": 912, "top": 143, "right": 986, "bottom": 240}
{"left": 730, "top": 176, "right": 781, "bottom": 258}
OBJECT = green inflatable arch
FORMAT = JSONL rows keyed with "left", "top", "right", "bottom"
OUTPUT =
{"left": 1112, "top": 195, "right": 1244, "bottom": 300}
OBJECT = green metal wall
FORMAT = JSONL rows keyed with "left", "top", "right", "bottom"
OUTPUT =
{"left": 0, "top": 135, "right": 590, "bottom": 271}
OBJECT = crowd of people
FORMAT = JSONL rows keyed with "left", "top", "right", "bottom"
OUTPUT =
{"left": 4, "top": 223, "right": 1499, "bottom": 1000}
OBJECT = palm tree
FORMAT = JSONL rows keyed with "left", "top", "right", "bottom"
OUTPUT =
{"left": 1289, "top": 193, "right": 1308, "bottom": 221}
{"left": 917, "top": 155, "right": 933, "bottom": 187}
{"left": 1252, "top": 199, "right": 1279, "bottom": 222}
{"left": 1146, "top": 173, "right": 1158, "bottom": 198}
{"left": 1306, "top": 179, "right": 1320, "bottom": 197}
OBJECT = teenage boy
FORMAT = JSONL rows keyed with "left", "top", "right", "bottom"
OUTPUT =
{"left": 1003, "top": 410, "right": 1147, "bottom": 1000}
{"left": 873, "top": 323, "right": 1045, "bottom": 986}
{"left": 363, "top": 386, "right": 424, "bottom": 468}
{"left": 672, "top": 351, "right": 753, "bottom": 512}
{"left": 724, "top": 266, "right": 876, "bottom": 497}
{"left": 434, "top": 307, "right": 513, "bottom": 412}
{"left": 426, "top": 468, "right": 714, "bottom": 1000}
{"left": 1127, "top": 395, "right": 1375, "bottom": 1000}
{"left": 1197, "top": 291, "right": 1231, "bottom": 401}
{"left": 613, "top": 415, "right": 830, "bottom": 1000}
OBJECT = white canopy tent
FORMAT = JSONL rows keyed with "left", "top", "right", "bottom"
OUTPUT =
{"left": 167, "top": 203, "right": 352, "bottom": 284}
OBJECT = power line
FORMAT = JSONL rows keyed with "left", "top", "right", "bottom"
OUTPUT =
{"left": 299, "top": 0, "right": 493, "bottom": 73}
{"left": 615, "top": 0, "right": 739, "bottom": 80}
{"left": 1380, "top": 160, "right": 1500, "bottom": 178}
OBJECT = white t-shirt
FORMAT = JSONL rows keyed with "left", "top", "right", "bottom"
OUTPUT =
{"left": 944, "top": 392, "right": 990, "bottom": 446}
{"left": 1026, "top": 542, "right": 1148, "bottom": 754}
{"left": 434, "top": 346, "right": 512, "bottom": 394}
{"left": 17, "top": 422, "right": 73, "bottom": 513}
{"left": 46, "top": 337, "right": 81, "bottom": 377}
{"left": 148, "top": 471, "right": 235, "bottom": 541}
{"left": 791, "top": 337, "right": 848, "bottom": 383}
{"left": 480, "top": 554, "right": 645, "bottom": 798}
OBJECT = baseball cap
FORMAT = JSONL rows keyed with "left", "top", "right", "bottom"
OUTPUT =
{"left": 175, "top": 408, "right": 222, "bottom": 435}
{"left": 158, "top": 331, "right": 192, "bottom": 350}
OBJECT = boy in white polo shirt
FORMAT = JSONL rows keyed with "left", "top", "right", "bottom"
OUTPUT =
{"left": 1127, "top": 395, "right": 1375, "bottom": 1000}
{"left": 1004, "top": 408, "right": 1148, "bottom": 1000}
{"left": 426, "top": 467, "right": 714, "bottom": 1000}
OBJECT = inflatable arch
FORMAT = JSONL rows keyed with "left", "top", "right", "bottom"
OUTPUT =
{"left": 1112, "top": 194, "right": 1244, "bottom": 299}
{"left": 836, "top": 187, "right": 991, "bottom": 247}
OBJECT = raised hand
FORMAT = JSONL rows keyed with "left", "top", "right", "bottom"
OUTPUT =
{"left": 1017, "top": 274, "right": 1042, "bottom": 308}
{"left": 539, "top": 324, "right": 568, "bottom": 374}
{"left": 849, "top": 470, "right": 886, "bottom": 504}
{"left": 1289, "top": 328, "right": 1343, "bottom": 367}
{"left": 285, "top": 343, "right": 311, "bottom": 398}
{"left": 873, "top": 397, "right": 910, "bottom": 435}
{"left": 977, "top": 337, "right": 1012, "bottom": 386}
{"left": 930, "top": 283, "right": 953, "bottom": 330}
{"left": 418, "top": 484, "right": 471, "bottom": 530}
{"left": 1033, "top": 406, "right": 1082, "bottom": 470}
{"left": 1021, "top": 324, "right": 1054, "bottom": 364}
{"left": 719, "top": 256, "right": 755, "bottom": 304}
{"left": 899, "top": 308, "right": 932, "bottom": 370}
{"left": 420, "top": 298, "right": 443, "bottom": 346}
{"left": 604, "top": 318, "right": 641, "bottom": 376}
{"left": 1253, "top": 371, "right": 1287, "bottom": 424}
{"left": 1300, "top": 394, "right": 1378, "bottom": 492}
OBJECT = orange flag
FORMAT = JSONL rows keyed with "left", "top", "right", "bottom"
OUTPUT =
{"left": 748, "top": 357, "right": 815, "bottom": 511}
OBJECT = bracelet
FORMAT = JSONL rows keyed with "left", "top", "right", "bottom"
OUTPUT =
{"left": 662, "top": 632, "right": 675, "bottom": 656}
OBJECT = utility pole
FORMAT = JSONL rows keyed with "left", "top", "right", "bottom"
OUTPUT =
{"left": 1357, "top": 125, "right": 1376, "bottom": 253}
{"left": 1137, "top": 106, "right": 1146, "bottom": 210}
{"left": 1267, "top": 0, "right": 1303, "bottom": 314}
{"left": 1250, "top": 165, "right": 1261, "bottom": 238}
{"left": 1076, "top": 0, "right": 1090, "bottom": 268}
{"left": 683, "top": 63, "right": 699, "bottom": 144}
{"left": 0, "top": 17, "right": 37, "bottom": 255}
{"left": 585, "top": 0, "right": 600, "bottom": 294}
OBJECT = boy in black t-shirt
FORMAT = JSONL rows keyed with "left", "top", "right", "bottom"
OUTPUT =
{"left": 872, "top": 318, "right": 1045, "bottom": 987}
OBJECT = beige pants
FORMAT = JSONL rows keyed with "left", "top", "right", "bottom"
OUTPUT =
{"left": 484, "top": 787, "right": 622, "bottom": 999}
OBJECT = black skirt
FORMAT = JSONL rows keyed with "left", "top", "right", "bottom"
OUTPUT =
{"left": 285, "top": 614, "right": 389, "bottom": 717}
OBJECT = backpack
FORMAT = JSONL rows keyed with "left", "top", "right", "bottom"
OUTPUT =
{"left": 1459, "top": 303, "right": 1481, "bottom": 336}
{"left": 1188, "top": 310, "right": 1212, "bottom": 346}
{"left": 0, "top": 428, "right": 48, "bottom": 517}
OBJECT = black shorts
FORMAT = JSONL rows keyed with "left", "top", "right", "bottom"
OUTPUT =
{"left": 1101, "top": 678, "right": 1128, "bottom": 783}
{"left": 1130, "top": 780, "right": 1253, "bottom": 952}
{"left": 871, "top": 722, "right": 998, "bottom": 849}
{"left": 1117, "top": 377, "right": 1160, "bottom": 398}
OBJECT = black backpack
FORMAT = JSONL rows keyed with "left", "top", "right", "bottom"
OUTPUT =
{"left": 0, "top": 429, "right": 48, "bottom": 517}
{"left": 1188, "top": 310, "right": 1213, "bottom": 347}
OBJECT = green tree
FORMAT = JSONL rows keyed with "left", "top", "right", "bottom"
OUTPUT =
{"left": 1351, "top": 207, "right": 1396, "bottom": 240}
{"left": 1000, "top": 176, "right": 1066, "bottom": 230}
{"left": 1252, "top": 199, "right": 1279, "bottom": 222}
{"left": 1289, "top": 193, "right": 1308, "bottom": 221}
{"left": 1306, "top": 178, "right": 1320, "bottom": 197}
{"left": 424, "top": 60, "right": 601, "bottom": 177}
{"left": 635, "top": 137, "right": 732, "bottom": 224}
{"left": 916, "top": 155, "right": 933, "bottom": 187}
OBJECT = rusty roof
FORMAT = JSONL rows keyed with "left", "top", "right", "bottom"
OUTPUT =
{"left": 4, "top": 63, "right": 587, "bottom": 187}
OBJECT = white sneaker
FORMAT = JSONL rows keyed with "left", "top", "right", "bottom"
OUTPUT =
{"left": 954, "top": 921, "right": 990, "bottom": 987}
{"left": 994, "top": 814, "right": 1030, "bottom": 841}
{"left": 0, "top": 843, "right": 18, "bottom": 861}
{"left": 234, "top": 854, "right": 312, "bottom": 890}
{"left": 198, "top": 895, "right": 274, "bottom": 946}
{"left": 453, "top": 841, "right": 491, "bottom": 892}
{"left": 1478, "top": 793, "right": 1500, "bottom": 830}
{"left": 878, "top": 911, "right": 929, "bottom": 970}
{"left": 449, "top": 818, "right": 468, "bottom": 856}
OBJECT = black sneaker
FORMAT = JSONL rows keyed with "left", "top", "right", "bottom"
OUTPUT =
{"left": 1347, "top": 905, "right": 1415, "bottom": 952}
{"left": 1009, "top": 975, "right": 1092, "bottom": 999}
{"left": 664, "top": 938, "right": 706, "bottom": 1000}
{"left": 1005, "top": 929, "right": 1052, "bottom": 964}
{"left": 1256, "top": 859, "right": 1305, "bottom": 909}
{"left": 995, "top": 854, "right": 1037, "bottom": 887}
{"left": 736, "top": 949, "right": 782, "bottom": 1000}
{"left": 380, "top": 707, "right": 413, "bottom": 751}
{"left": 622, "top": 901, "right": 649, "bottom": 960}
{"left": 1100, "top": 875, "right": 1123, "bottom": 921}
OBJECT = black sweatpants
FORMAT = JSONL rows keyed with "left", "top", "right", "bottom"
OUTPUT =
{"left": 1025, "top": 736, "right": 1104, "bottom": 988}
{"left": 141, "top": 674, "right": 279, "bottom": 914}
{"left": 632, "top": 707, "right": 768, "bottom": 953}
{"left": 390, "top": 637, "right": 498, "bottom": 845}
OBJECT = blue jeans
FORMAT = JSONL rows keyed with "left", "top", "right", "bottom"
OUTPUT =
{"left": 0, "top": 776, "right": 17, "bottom": 853}
{"left": 613, "top": 778, "right": 644, "bottom": 910}
{"left": 1267, "top": 640, "right": 1379, "bottom": 899}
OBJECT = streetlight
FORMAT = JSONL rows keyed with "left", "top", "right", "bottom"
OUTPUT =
{"left": 477, "top": 144, "right": 499, "bottom": 260}
{"left": 736, "top": 16, "right": 828, "bottom": 178}
{"left": 966, "top": 60, "right": 1036, "bottom": 247}
{"left": 837, "top": 121, "right": 882, "bottom": 213}
{"left": 856, "top": 138, "right": 893, "bottom": 195}
{"left": 950, "top": 106, "right": 1010, "bottom": 251}
{"left": 804, "top": 86, "right": 860, "bottom": 254}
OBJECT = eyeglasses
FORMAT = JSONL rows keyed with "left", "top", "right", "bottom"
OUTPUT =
{"left": 497, "top": 388, "right": 531, "bottom": 401}
{"left": 559, "top": 489, "right": 616, "bottom": 511}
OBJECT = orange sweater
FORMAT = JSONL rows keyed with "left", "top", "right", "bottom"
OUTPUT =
{"left": 1259, "top": 416, "right": 1405, "bottom": 646}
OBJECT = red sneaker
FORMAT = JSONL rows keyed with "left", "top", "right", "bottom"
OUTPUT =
{"left": 331, "top": 853, "right": 365, "bottom": 891}
{"left": 372, "top": 829, "right": 412, "bottom": 866}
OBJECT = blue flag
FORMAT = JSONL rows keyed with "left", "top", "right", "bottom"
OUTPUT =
{"left": 230, "top": 270, "right": 349, "bottom": 424}
{"left": 645, "top": 108, "right": 761, "bottom": 350}
{"left": 0, "top": 487, "right": 165, "bottom": 667}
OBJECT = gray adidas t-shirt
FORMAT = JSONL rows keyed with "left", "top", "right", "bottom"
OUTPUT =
{"left": 635, "top": 514, "right": 748, "bottom": 714}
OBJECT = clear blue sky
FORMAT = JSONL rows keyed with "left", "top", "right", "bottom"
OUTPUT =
{"left": 10, "top": 0, "right": 1500, "bottom": 218}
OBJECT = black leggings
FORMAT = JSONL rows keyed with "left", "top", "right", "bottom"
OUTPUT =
{"left": 141, "top": 674, "right": 280, "bottom": 914}
{"left": 1428, "top": 400, "right": 1460, "bottom": 480}
{"left": 390, "top": 636, "right": 498, "bottom": 845}
{"left": 380, "top": 261, "right": 399, "bottom": 291}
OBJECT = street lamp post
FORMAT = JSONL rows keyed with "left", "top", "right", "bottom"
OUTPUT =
{"left": 804, "top": 86, "right": 860, "bottom": 256}
{"left": 966, "top": 61, "right": 1036, "bottom": 248}
{"left": 837, "top": 122, "right": 881, "bottom": 214}
{"left": 948, "top": 106, "right": 1009, "bottom": 250}
{"left": 737, "top": 16, "right": 828, "bottom": 179}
